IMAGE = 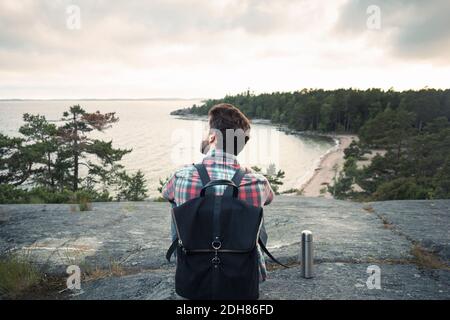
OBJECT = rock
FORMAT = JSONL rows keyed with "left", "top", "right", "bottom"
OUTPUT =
{"left": 370, "top": 200, "right": 450, "bottom": 261}
{"left": 260, "top": 263, "right": 450, "bottom": 300}
{"left": 74, "top": 263, "right": 450, "bottom": 300}
{"left": 1, "top": 196, "right": 449, "bottom": 299}
{"left": 74, "top": 269, "right": 178, "bottom": 300}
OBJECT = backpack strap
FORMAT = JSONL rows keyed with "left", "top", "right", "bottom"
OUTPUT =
{"left": 258, "top": 237, "right": 290, "bottom": 268}
{"left": 193, "top": 163, "right": 210, "bottom": 186}
{"left": 167, "top": 236, "right": 289, "bottom": 267}
{"left": 166, "top": 237, "right": 178, "bottom": 262}
{"left": 223, "top": 168, "right": 246, "bottom": 197}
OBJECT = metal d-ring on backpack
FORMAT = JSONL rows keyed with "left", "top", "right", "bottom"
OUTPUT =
{"left": 166, "top": 163, "right": 288, "bottom": 300}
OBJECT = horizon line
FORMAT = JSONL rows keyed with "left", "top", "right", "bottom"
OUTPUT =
{"left": 0, "top": 97, "right": 207, "bottom": 102}
{"left": 2, "top": 87, "right": 450, "bottom": 102}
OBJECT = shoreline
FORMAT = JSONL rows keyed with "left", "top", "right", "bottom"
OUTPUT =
{"left": 171, "top": 112, "right": 356, "bottom": 198}
{"left": 299, "top": 134, "right": 357, "bottom": 198}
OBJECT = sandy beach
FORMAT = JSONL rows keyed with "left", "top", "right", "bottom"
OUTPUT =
{"left": 300, "top": 135, "right": 357, "bottom": 198}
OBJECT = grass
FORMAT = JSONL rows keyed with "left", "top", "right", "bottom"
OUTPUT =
{"left": 69, "top": 199, "right": 92, "bottom": 212}
{"left": 0, "top": 255, "right": 42, "bottom": 299}
{"left": 78, "top": 200, "right": 92, "bottom": 211}
{"left": 83, "top": 261, "right": 126, "bottom": 282}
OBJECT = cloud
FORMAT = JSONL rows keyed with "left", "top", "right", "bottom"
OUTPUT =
{"left": 0, "top": 0, "right": 316, "bottom": 72}
{"left": 0, "top": 0, "right": 449, "bottom": 98}
{"left": 334, "top": 0, "right": 450, "bottom": 64}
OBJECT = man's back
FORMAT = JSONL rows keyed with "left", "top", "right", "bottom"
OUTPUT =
{"left": 162, "top": 149, "right": 274, "bottom": 208}
{"left": 162, "top": 148, "right": 274, "bottom": 281}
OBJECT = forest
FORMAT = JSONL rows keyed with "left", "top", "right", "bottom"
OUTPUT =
{"left": 178, "top": 89, "right": 450, "bottom": 200}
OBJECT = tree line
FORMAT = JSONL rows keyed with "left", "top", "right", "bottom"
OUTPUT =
{"left": 0, "top": 105, "right": 148, "bottom": 204}
{"left": 180, "top": 88, "right": 450, "bottom": 200}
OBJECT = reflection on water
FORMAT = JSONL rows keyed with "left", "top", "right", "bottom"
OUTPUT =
{"left": 0, "top": 100, "right": 334, "bottom": 197}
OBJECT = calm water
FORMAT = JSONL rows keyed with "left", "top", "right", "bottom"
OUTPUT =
{"left": 0, "top": 100, "right": 334, "bottom": 197}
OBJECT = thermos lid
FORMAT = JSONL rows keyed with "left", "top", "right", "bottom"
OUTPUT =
{"left": 301, "top": 230, "right": 313, "bottom": 242}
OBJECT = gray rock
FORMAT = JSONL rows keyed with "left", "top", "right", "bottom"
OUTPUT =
{"left": 1, "top": 197, "right": 449, "bottom": 299}
{"left": 263, "top": 197, "right": 413, "bottom": 264}
{"left": 261, "top": 263, "right": 450, "bottom": 300}
{"left": 0, "top": 202, "right": 172, "bottom": 273}
{"left": 369, "top": 200, "right": 450, "bottom": 261}
{"left": 74, "top": 269, "right": 177, "bottom": 300}
{"left": 73, "top": 263, "right": 449, "bottom": 300}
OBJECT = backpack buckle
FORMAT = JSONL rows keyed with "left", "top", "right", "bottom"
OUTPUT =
{"left": 211, "top": 240, "right": 222, "bottom": 250}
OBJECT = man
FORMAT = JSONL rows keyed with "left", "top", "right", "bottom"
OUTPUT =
{"left": 162, "top": 103, "right": 274, "bottom": 281}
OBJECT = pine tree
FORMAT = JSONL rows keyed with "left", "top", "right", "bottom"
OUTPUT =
{"left": 58, "top": 105, "right": 131, "bottom": 191}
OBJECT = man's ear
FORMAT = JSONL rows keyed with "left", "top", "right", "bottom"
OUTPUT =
{"left": 209, "top": 133, "right": 216, "bottom": 144}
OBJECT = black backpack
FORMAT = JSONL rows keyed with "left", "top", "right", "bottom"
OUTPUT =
{"left": 166, "top": 163, "right": 287, "bottom": 300}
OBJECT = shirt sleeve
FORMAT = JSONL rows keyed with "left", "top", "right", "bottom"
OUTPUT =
{"left": 263, "top": 177, "right": 275, "bottom": 206}
{"left": 162, "top": 174, "right": 176, "bottom": 204}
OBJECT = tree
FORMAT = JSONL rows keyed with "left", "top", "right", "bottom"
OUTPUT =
{"left": 58, "top": 105, "right": 131, "bottom": 191}
{"left": 433, "top": 158, "right": 450, "bottom": 199}
{"left": 252, "top": 164, "right": 285, "bottom": 195}
{"left": 373, "top": 177, "right": 430, "bottom": 200}
{"left": 117, "top": 170, "right": 148, "bottom": 201}
{"left": 359, "top": 107, "right": 416, "bottom": 161}
{"left": 0, "top": 105, "right": 149, "bottom": 204}
{"left": 0, "top": 134, "right": 32, "bottom": 186}
{"left": 19, "top": 114, "right": 60, "bottom": 189}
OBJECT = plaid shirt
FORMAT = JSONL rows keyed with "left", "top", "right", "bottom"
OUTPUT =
{"left": 162, "top": 148, "right": 274, "bottom": 281}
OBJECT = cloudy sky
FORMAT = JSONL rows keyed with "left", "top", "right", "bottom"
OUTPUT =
{"left": 1, "top": 0, "right": 449, "bottom": 99}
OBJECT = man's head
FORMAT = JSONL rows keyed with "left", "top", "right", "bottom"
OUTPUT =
{"left": 200, "top": 103, "right": 251, "bottom": 155}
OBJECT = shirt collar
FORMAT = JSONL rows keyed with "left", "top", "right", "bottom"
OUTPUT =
{"left": 203, "top": 148, "right": 240, "bottom": 167}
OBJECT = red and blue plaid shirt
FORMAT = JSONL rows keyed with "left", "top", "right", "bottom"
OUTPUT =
{"left": 162, "top": 148, "right": 274, "bottom": 281}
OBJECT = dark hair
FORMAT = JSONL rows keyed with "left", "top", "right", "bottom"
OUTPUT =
{"left": 208, "top": 103, "right": 251, "bottom": 155}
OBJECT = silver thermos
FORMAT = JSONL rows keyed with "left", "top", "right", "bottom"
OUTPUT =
{"left": 300, "top": 230, "right": 314, "bottom": 278}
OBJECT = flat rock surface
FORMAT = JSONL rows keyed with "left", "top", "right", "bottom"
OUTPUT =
{"left": 0, "top": 202, "right": 172, "bottom": 273}
{"left": 263, "top": 197, "right": 413, "bottom": 263}
{"left": 73, "top": 263, "right": 449, "bottom": 300}
{"left": 370, "top": 200, "right": 450, "bottom": 261}
{"left": 1, "top": 196, "right": 449, "bottom": 299}
{"left": 261, "top": 263, "right": 449, "bottom": 300}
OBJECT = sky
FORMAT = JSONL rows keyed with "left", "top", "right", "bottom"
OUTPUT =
{"left": 1, "top": 0, "right": 450, "bottom": 99}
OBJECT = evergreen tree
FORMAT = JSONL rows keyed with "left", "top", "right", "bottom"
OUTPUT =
{"left": 117, "top": 170, "right": 148, "bottom": 201}
{"left": 19, "top": 114, "right": 60, "bottom": 189}
{"left": 58, "top": 105, "right": 131, "bottom": 191}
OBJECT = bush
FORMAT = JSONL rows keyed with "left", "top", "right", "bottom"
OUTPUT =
{"left": 373, "top": 177, "right": 432, "bottom": 200}
{"left": 28, "top": 187, "right": 74, "bottom": 204}
{"left": 0, "top": 185, "right": 110, "bottom": 205}
{"left": 251, "top": 165, "right": 285, "bottom": 195}
{"left": 0, "top": 185, "right": 28, "bottom": 204}
{"left": 117, "top": 170, "right": 148, "bottom": 201}
{"left": 72, "top": 190, "right": 93, "bottom": 211}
